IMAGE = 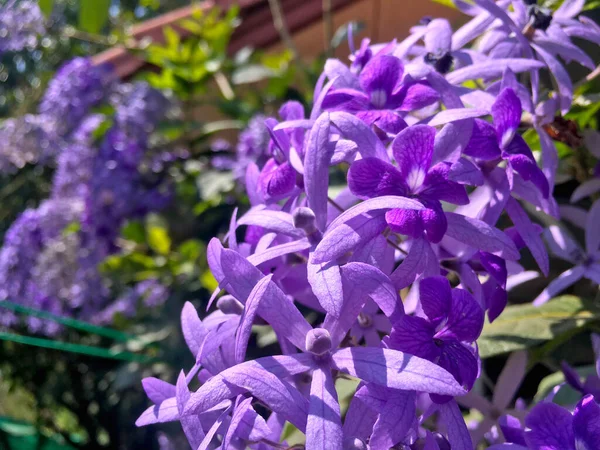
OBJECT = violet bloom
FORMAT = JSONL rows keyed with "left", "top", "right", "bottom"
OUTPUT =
{"left": 322, "top": 54, "right": 439, "bottom": 133}
{"left": 389, "top": 276, "right": 484, "bottom": 397}
{"left": 464, "top": 87, "right": 549, "bottom": 199}
{"left": 534, "top": 200, "right": 600, "bottom": 305}
{"left": 348, "top": 124, "right": 468, "bottom": 243}
{"left": 0, "top": 0, "right": 45, "bottom": 53}
{"left": 488, "top": 395, "right": 600, "bottom": 450}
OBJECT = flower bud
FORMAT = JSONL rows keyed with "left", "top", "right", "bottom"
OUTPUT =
{"left": 217, "top": 295, "right": 244, "bottom": 315}
{"left": 305, "top": 328, "right": 332, "bottom": 355}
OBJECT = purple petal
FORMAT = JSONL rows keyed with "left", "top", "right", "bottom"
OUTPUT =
{"left": 533, "top": 266, "right": 587, "bottom": 306}
{"left": 181, "top": 302, "right": 207, "bottom": 358}
{"left": 433, "top": 120, "right": 474, "bottom": 164}
{"left": 245, "top": 163, "right": 263, "bottom": 206}
{"left": 305, "top": 112, "right": 333, "bottom": 231}
{"left": 197, "top": 403, "right": 233, "bottom": 450}
{"left": 386, "top": 208, "right": 422, "bottom": 239}
{"left": 313, "top": 213, "right": 388, "bottom": 264}
{"left": 369, "top": 390, "right": 416, "bottom": 449}
{"left": 359, "top": 55, "right": 403, "bottom": 99}
{"left": 571, "top": 179, "right": 600, "bottom": 203}
{"left": 480, "top": 252, "right": 507, "bottom": 287}
{"left": 492, "top": 88, "right": 522, "bottom": 149}
{"left": 586, "top": 199, "right": 600, "bottom": 255}
{"left": 422, "top": 163, "right": 470, "bottom": 204}
{"left": 389, "top": 315, "right": 440, "bottom": 362}
{"left": 258, "top": 159, "right": 296, "bottom": 200}
{"left": 142, "top": 378, "right": 176, "bottom": 405}
{"left": 331, "top": 139, "right": 358, "bottom": 165}
{"left": 428, "top": 108, "right": 489, "bottom": 127}
{"left": 324, "top": 58, "right": 360, "bottom": 89}
{"left": 463, "top": 119, "right": 501, "bottom": 160}
{"left": 348, "top": 157, "right": 406, "bottom": 198}
{"left": 499, "top": 414, "right": 527, "bottom": 445}
{"left": 308, "top": 260, "right": 344, "bottom": 317}
{"left": 356, "top": 109, "right": 408, "bottom": 134}
{"left": 506, "top": 198, "right": 549, "bottom": 276}
{"left": 247, "top": 238, "right": 311, "bottom": 267}
{"left": 493, "top": 350, "right": 528, "bottom": 410}
{"left": 544, "top": 225, "right": 583, "bottom": 263}
{"left": 136, "top": 397, "right": 179, "bottom": 426}
{"left": 573, "top": 395, "right": 600, "bottom": 450}
{"left": 439, "top": 400, "right": 474, "bottom": 450}
{"left": 554, "top": 0, "right": 584, "bottom": 19}
{"left": 504, "top": 135, "right": 550, "bottom": 198}
{"left": 238, "top": 208, "right": 303, "bottom": 239}
{"left": 446, "top": 59, "right": 544, "bottom": 84}
{"left": 425, "top": 19, "right": 452, "bottom": 54}
{"left": 419, "top": 276, "right": 452, "bottom": 326}
{"left": 392, "top": 124, "right": 436, "bottom": 184}
{"left": 185, "top": 355, "right": 314, "bottom": 429}
{"left": 532, "top": 44, "right": 573, "bottom": 114}
{"left": 448, "top": 158, "right": 484, "bottom": 186}
{"left": 306, "top": 366, "right": 343, "bottom": 450}
{"left": 329, "top": 111, "right": 388, "bottom": 160}
{"left": 451, "top": 11, "right": 496, "bottom": 50}
{"left": 235, "top": 275, "right": 271, "bottom": 363}
{"left": 395, "top": 81, "right": 441, "bottom": 111}
{"left": 332, "top": 347, "right": 466, "bottom": 396}
{"left": 177, "top": 372, "right": 205, "bottom": 448}
{"left": 437, "top": 288, "right": 484, "bottom": 342}
{"left": 525, "top": 402, "right": 575, "bottom": 450}
{"left": 445, "top": 212, "right": 520, "bottom": 260}
{"left": 390, "top": 238, "right": 439, "bottom": 289}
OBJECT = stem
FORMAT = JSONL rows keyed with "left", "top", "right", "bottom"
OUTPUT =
{"left": 62, "top": 27, "right": 141, "bottom": 51}
{"left": 322, "top": 0, "right": 333, "bottom": 57}
{"left": 267, "top": 0, "right": 304, "bottom": 68}
{"left": 213, "top": 71, "right": 235, "bottom": 101}
{"left": 574, "top": 64, "right": 600, "bottom": 91}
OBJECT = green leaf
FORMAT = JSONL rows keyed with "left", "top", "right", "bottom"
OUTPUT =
{"left": 430, "top": 0, "right": 459, "bottom": 9}
{"left": 535, "top": 364, "right": 596, "bottom": 405}
{"left": 147, "top": 225, "right": 171, "bottom": 255}
{"left": 0, "top": 332, "right": 152, "bottom": 363}
{"left": 478, "top": 296, "right": 600, "bottom": 359}
{"left": 38, "top": 0, "right": 54, "bottom": 18}
{"left": 78, "top": 0, "right": 111, "bottom": 34}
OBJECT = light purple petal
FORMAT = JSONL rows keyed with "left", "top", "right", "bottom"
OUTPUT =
{"left": 177, "top": 372, "right": 205, "bottom": 448}
{"left": 136, "top": 397, "right": 180, "bottom": 426}
{"left": 428, "top": 108, "right": 489, "bottom": 127}
{"left": 312, "top": 213, "right": 388, "bottom": 264}
{"left": 348, "top": 157, "right": 406, "bottom": 198}
{"left": 493, "top": 351, "right": 527, "bottom": 410}
{"left": 446, "top": 59, "right": 544, "bottom": 85}
{"left": 532, "top": 44, "right": 573, "bottom": 114}
{"left": 181, "top": 302, "right": 207, "bottom": 358}
{"left": 185, "top": 355, "right": 314, "bottom": 430}
{"left": 422, "top": 163, "right": 470, "bottom": 204}
{"left": 392, "top": 124, "right": 436, "bottom": 187}
{"left": 419, "top": 276, "right": 452, "bottom": 326}
{"left": 142, "top": 378, "right": 176, "bottom": 405}
{"left": 369, "top": 390, "right": 416, "bottom": 449}
{"left": 359, "top": 55, "right": 402, "bottom": 98}
{"left": 573, "top": 395, "right": 600, "bottom": 450}
{"left": 324, "top": 58, "right": 360, "bottom": 90}
{"left": 439, "top": 400, "right": 474, "bottom": 450}
{"left": 433, "top": 120, "right": 474, "bottom": 165}
{"left": 586, "top": 200, "right": 600, "bottom": 255}
{"left": 390, "top": 238, "right": 439, "bottom": 289}
{"left": 235, "top": 275, "right": 271, "bottom": 363}
{"left": 445, "top": 212, "right": 520, "bottom": 260}
{"left": 554, "top": 0, "right": 584, "bottom": 19}
{"left": 238, "top": 208, "right": 303, "bottom": 239}
{"left": 452, "top": 10, "right": 496, "bottom": 50}
{"left": 533, "top": 266, "right": 586, "bottom": 306}
{"left": 463, "top": 118, "right": 501, "bottom": 160}
{"left": 425, "top": 19, "right": 452, "bottom": 54}
{"left": 247, "top": 238, "right": 311, "bottom": 267}
{"left": 330, "top": 111, "right": 388, "bottom": 160}
{"left": 438, "top": 289, "right": 484, "bottom": 342}
{"left": 535, "top": 38, "right": 595, "bottom": 71}
{"left": 197, "top": 403, "right": 233, "bottom": 450}
{"left": 306, "top": 366, "right": 343, "bottom": 450}
{"left": 492, "top": 88, "right": 522, "bottom": 149}
{"left": 305, "top": 112, "right": 333, "bottom": 231}
{"left": 525, "top": 402, "right": 575, "bottom": 450}
{"left": 544, "top": 225, "right": 583, "bottom": 263}
{"left": 308, "top": 260, "right": 344, "bottom": 317}
{"left": 506, "top": 198, "right": 549, "bottom": 276}
{"left": 571, "top": 179, "right": 600, "bottom": 203}
{"left": 332, "top": 347, "right": 466, "bottom": 396}
{"left": 395, "top": 81, "right": 440, "bottom": 111}
{"left": 448, "top": 157, "right": 484, "bottom": 186}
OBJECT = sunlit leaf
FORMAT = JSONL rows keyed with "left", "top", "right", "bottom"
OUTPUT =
{"left": 78, "top": 0, "right": 111, "bottom": 34}
{"left": 147, "top": 225, "right": 171, "bottom": 255}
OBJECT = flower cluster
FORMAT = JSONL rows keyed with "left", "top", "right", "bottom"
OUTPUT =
{"left": 130, "top": 0, "right": 597, "bottom": 447}
{"left": 0, "top": 0, "right": 45, "bottom": 53}
{"left": 0, "top": 59, "right": 174, "bottom": 334}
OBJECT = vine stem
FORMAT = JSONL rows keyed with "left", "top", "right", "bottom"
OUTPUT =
{"left": 267, "top": 0, "right": 306, "bottom": 70}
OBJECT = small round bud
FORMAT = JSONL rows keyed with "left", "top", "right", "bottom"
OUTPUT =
{"left": 293, "top": 207, "right": 317, "bottom": 234}
{"left": 217, "top": 295, "right": 244, "bottom": 315}
{"left": 305, "top": 328, "right": 332, "bottom": 355}
{"left": 343, "top": 437, "right": 367, "bottom": 450}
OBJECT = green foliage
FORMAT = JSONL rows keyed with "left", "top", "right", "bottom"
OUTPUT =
{"left": 0, "top": 416, "right": 75, "bottom": 450}
{"left": 535, "top": 364, "right": 596, "bottom": 405}
{"left": 38, "top": 0, "right": 55, "bottom": 18}
{"left": 78, "top": 0, "right": 111, "bottom": 34}
{"left": 478, "top": 296, "right": 600, "bottom": 358}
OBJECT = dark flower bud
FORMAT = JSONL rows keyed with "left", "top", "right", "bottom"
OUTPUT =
{"left": 424, "top": 52, "right": 454, "bottom": 74}
{"left": 523, "top": 0, "right": 537, "bottom": 4}
{"left": 420, "top": 15, "right": 433, "bottom": 25}
{"left": 528, "top": 5, "right": 552, "bottom": 31}
{"left": 217, "top": 295, "right": 244, "bottom": 315}
{"left": 305, "top": 328, "right": 332, "bottom": 355}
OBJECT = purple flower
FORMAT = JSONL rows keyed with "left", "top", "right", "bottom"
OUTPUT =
{"left": 348, "top": 124, "right": 468, "bottom": 243}
{"left": 389, "top": 276, "right": 484, "bottom": 397}
{"left": 0, "top": 0, "right": 45, "bottom": 53}
{"left": 322, "top": 55, "right": 439, "bottom": 133}
{"left": 534, "top": 200, "right": 600, "bottom": 305}
{"left": 464, "top": 87, "right": 549, "bottom": 198}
